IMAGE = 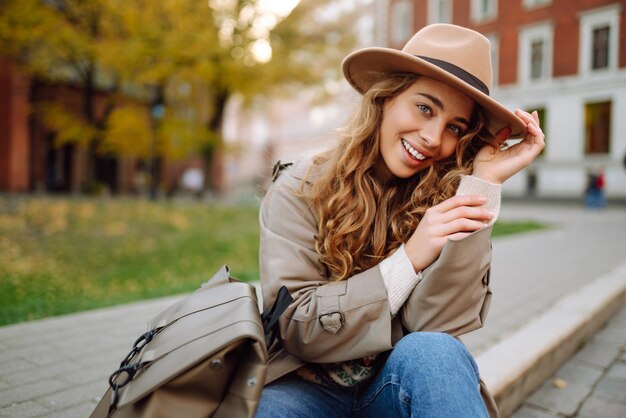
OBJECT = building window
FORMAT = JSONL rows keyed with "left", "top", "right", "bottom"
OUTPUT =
{"left": 519, "top": 23, "right": 553, "bottom": 83}
{"left": 391, "top": 0, "right": 413, "bottom": 45}
{"left": 585, "top": 101, "right": 611, "bottom": 154}
{"left": 530, "top": 40, "right": 545, "bottom": 79}
{"left": 471, "top": 0, "right": 497, "bottom": 23}
{"left": 579, "top": 5, "right": 621, "bottom": 75}
{"left": 592, "top": 26, "right": 610, "bottom": 70}
{"left": 523, "top": 0, "right": 551, "bottom": 9}
{"left": 428, "top": 0, "right": 453, "bottom": 24}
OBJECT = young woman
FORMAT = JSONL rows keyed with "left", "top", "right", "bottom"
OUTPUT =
{"left": 255, "top": 24, "right": 544, "bottom": 418}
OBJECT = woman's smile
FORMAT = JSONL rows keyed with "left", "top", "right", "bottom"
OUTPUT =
{"left": 401, "top": 138, "right": 427, "bottom": 161}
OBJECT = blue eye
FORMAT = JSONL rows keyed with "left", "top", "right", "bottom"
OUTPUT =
{"left": 416, "top": 104, "right": 431, "bottom": 114}
{"left": 449, "top": 125, "right": 463, "bottom": 137}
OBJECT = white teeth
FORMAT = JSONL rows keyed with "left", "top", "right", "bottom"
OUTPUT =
{"left": 402, "top": 139, "right": 426, "bottom": 161}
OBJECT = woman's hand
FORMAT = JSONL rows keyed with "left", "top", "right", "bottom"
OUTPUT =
{"left": 472, "top": 109, "right": 545, "bottom": 184}
{"left": 404, "top": 195, "right": 494, "bottom": 273}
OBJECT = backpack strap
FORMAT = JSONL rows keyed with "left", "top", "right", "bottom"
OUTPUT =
{"left": 260, "top": 286, "right": 292, "bottom": 348}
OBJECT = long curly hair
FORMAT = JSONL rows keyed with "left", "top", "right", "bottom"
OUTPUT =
{"left": 304, "top": 72, "right": 496, "bottom": 280}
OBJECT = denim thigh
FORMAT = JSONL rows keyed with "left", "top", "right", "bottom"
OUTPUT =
{"left": 352, "top": 332, "right": 488, "bottom": 418}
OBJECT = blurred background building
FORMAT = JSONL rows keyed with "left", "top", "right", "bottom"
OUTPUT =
{"left": 2, "top": 0, "right": 625, "bottom": 200}
{"left": 379, "top": 0, "right": 626, "bottom": 199}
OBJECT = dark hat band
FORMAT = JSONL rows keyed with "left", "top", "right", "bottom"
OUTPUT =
{"left": 417, "top": 55, "right": 490, "bottom": 95}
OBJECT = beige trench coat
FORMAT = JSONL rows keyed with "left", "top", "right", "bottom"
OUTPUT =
{"left": 259, "top": 157, "right": 499, "bottom": 417}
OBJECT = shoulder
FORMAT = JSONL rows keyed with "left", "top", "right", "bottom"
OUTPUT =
{"left": 270, "top": 153, "right": 327, "bottom": 192}
{"left": 262, "top": 154, "right": 324, "bottom": 229}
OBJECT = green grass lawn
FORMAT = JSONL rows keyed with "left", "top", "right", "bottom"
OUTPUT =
{"left": 0, "top": 196, "right": 545, "bottom": 326}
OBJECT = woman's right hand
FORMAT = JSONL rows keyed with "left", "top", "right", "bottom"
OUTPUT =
{"left": 404, "top": 195, "right": 494, "bottom": 273}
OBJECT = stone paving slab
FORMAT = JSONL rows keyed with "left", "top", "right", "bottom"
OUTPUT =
{"left": 510, "top": 303, "right": 626, "bottom": 418}
{"left": 0, "top": 296, "right": 181, "bottom": 417}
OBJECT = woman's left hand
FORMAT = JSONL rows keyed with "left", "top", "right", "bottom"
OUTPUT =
{"left": 472, "top": 109, "right": 545, "bottom": 184}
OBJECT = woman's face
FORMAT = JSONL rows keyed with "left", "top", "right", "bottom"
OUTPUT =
{"left": 378, "top": 76, "right": 475, "bottom": 179}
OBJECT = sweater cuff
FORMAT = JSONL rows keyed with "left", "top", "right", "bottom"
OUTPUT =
{"left": 456, "top": 175, "right": 501, "bottom": 225}
{"left": 379, "top": 244, "right": 422, "bottom": 315}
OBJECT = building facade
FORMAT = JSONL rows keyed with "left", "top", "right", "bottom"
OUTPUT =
{"left": 0, "top": 57, "right": 141, "bottom": 194}
{"left": 380, "top": 0, "right": 626, "bottom": 198}
{"left": 0, "top": 57, "right": 207, "bottom": 196}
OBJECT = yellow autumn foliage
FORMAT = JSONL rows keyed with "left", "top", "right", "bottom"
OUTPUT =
{"left": 39, "top": 103, "right": 98, "bottom": 148}
{"left": 102, "top": 106, "right": 153, "bottom": 157}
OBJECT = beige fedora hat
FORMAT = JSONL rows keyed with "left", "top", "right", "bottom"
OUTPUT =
{"left": 343, "top": 24, "right": 526, "bottom": 138}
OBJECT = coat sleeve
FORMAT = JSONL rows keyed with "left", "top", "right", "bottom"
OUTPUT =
{"left": 399, "top": 225, "right": 493, "bottom": 336}
{"left": 259, "top": 164, "right": 394, "bottom": 363}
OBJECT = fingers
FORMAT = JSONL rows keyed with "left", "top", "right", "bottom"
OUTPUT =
{"left": 439, "top": 205, "right": 494, "bottom": 224}
{"left": 527, "top": 121, "right": 543, "bottom": 138}
{"left": 532, "top": 110, "right": 540, "bottom": 124}
{"left": 440, "top": 218, "right": 486, "bottom": 238}
{"left": 431, "top": 194, "right": 486, "bottom": 213}
{"left": 426, "top": 195, "right": 493, "bottom": 237}
{"left": 438, "top": 218, "right": 487, "bottom": 237}
{"left": 515, "top": 109, "right": 544, "bottom": 137}
{"left": 515, "top": 109, "right": 545, "bottom": 151}
{"left": 515, "top": 108, "right": 536, "bottom": 125}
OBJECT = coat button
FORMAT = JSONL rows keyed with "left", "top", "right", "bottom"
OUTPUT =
{"left": 210, "top": 359, "right": 222, "bottom": 370}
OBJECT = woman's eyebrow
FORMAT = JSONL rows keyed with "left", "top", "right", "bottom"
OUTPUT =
{"left": 417, "top": 92, "right": 444, "bottom": 110}
{"left": 416, "top": 92, "right": 470, "bottom": 127}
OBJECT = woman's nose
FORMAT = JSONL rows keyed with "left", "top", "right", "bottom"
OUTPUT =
{"left": 420, "top": 122, "right": 444, "bottom": 149}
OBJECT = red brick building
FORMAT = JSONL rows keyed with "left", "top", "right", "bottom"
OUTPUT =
{"left": 0, "top": 57, "right": 195, "bottom": 195}
{"left": 0, "top": 57, "right": 141, "bottom": 194}
{"left": 0, "top": 58, "right": 31, "bottom": 192}
{"left": 379, "top": 0, "right": 626, "bottom": 198}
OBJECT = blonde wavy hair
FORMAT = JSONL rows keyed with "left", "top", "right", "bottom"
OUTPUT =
{"left": 305, "top": 72, "right": 496, "bottom": 280}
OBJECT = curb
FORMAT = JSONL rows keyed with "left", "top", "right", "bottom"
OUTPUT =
{"left": 476, "top": 262, "right": 626, "bottom": 417}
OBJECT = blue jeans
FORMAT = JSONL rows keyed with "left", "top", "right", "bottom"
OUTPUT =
{"left": 585, "top": 189, "right": 606, "bottom": 209}
{"left": 255, "top": 332, "right": 488, "bottom": 418}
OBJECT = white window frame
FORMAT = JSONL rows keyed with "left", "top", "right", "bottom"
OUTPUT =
{"left": 428, "top": 0, "right": 453, "bottom": 24}
{"left": 578, "top": 4, "right": 622, "bottom": 77}
{"left": 391, "top": 0, "right": 414, "bottom": 45}
{"left": 523, "top": 0, "right": 552, "bottom": 10}
{"left": 518, "top": 22, "right": 553, "bottom": 85}
{"left": 470, "top": 0, "right": 497, "bottom": 23}
{"left": 485, "top": 33, "right": 499, "bottom": 88}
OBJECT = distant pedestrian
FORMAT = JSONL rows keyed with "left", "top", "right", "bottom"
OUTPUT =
{"left": 585, "top": 168, "right": 606, "bottom": 209}
{"left": 181, "top": 167, "right": 204, "bottom": 198}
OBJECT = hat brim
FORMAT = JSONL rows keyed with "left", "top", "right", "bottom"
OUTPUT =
{"left": 343, "top": 48, "right": 527, "bottom": 139}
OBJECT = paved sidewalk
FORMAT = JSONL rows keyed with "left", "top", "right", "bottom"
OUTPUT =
{"left": 511, "top": 303, "right": 626, "bottom": 418}
{"left": 0, "top": 202, "right": 625, "bottom": 417}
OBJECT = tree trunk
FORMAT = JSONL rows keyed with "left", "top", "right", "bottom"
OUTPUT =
{"left": 75, "top": 63, "right": 96, "bottom": 193}
{"left": 204, "top": 88, "right": 229, "bottom": 195}
{"left": 148, "top": 84, "right": 166, "bottom": 200}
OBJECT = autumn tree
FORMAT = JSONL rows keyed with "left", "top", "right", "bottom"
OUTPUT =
{"left": 0, "top": 0, "right": 358, "bottom": 193}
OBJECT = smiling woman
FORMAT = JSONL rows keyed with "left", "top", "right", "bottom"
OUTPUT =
{"left": 253, "top": 23, "right": 545, "bottom": 418}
